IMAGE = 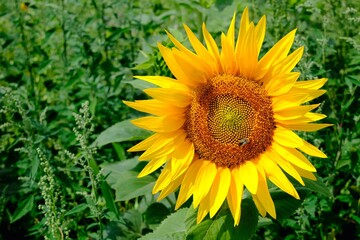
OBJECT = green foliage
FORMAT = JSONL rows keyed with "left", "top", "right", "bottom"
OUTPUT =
{"left": 102, "top": 159, "right": 156, "bottom": 202}
{"left": 0, "top": 0, "right": 359, "bottom": 239}
{"left": 91, "top": 120, "right": 151, "bottom": 148}
{"left": 139, "top": 208, "right": 188, "bottom": 240}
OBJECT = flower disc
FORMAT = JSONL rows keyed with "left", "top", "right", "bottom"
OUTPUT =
{"left": 186, "top": 74, "right": 275, "bottom": 168}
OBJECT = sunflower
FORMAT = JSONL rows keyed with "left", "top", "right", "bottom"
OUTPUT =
{"left": 123, "top": 7, "right": 331, "bottom": 225}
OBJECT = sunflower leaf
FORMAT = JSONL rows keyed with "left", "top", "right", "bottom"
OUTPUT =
{"left": 145, "top": 202, "right": 171, "bottom": 225}
{"left": 139, "top": 208, "right": 188, "bottom": 240}
{"left": 270, "top": 189, "right": 305, "bottom": 220}
{"left": 114, "top": 171, "right": 155, "bottom": 201}
{"left": 303, "top": 177, "right": 332, "bottom": 197}
{"left": 185, "top": 199, "right": 258, "bottom": 240}
{"left": 91, "top": 119, "right": 151, "bottom": 148}
{"left": 102, "top": 159, "right": 155, "bottom": 201}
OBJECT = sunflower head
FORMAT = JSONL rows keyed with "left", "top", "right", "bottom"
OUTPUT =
{"left": 124, "top": 7, "right": 331, "bottom": 226}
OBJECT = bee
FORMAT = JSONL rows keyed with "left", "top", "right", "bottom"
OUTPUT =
{"left": 239, "top": 138, "right": 250, "bottom": 147}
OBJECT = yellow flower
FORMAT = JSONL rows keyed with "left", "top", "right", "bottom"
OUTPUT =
{"left": 124, "top": 7, "right": 331, "bottom": 225}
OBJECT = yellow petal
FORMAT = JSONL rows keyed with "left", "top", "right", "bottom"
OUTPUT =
{"left": 275, "top": 112, "right": 327, "bottom": 125}
{"left": 170, "top": 140, "right": 195, "bottom": 180}
{"left": 220, "top": 33, "right": 237, "bottom": 74}
{"left": 176, "top": 26, "right": 216, "bottom": 75}
{"left": 298, "top": 140, "right": 327, "bottom": 158}
{"left": 255, "top": 170, "right": 276, "bottom": 218}
{"left": 172, "top": 48, "right": 208, "bottom": 83}
{"left": 294, "top": 78, "right": 328, "bottom": 90}
{"left": 184, "top": 24, "right": 214, "bottom": 61}
{"left": 158, "top": 43, "right": 199, "bottom": 87}
{"left": 209, "top": 167, "right": 231, "bottom": 217}
{"left": 271, "top": 92, "right": 310, "bottom": 112}
{"left": 259, "top": 155, "right": 299, "bottom": 199}
{"left": 193, "top": 161, "right": 217, "bottom": 208}
{"left": 272, "top": 47, "right": 304, "bottom": 74}
{"left": 165, "top": 29, "right": 195, "bottom": 57}
{"left": 266, "top": 72, "right": 300, "bottom": 96}
{"left": 238, "top": 161, "right": 258, "bottom": 194}
{"left": 274, "top": 104, "right": 320, "bottom": 120}
{"left": 266, "top": 149, "right": 304, "bottom": 186}
{"left": 197, "top": 192, "right": 210, "bottom": 224}
{"left": 278, "top": 88, "right": 326, "bottom": 105}
{"left": 138, "top": 156, "right": 168, "bottom": 178}
{"left": 252, "top": 194, "right": 267, "bottom": 217}
{"left": 158, "top": 174, "right": 184, "bottom": 201}
{"left": 152, "top": 163, "right": 172, "bottom": 193}
{"left": 167, "top": 27, "right": 215, "bottom": 77}
{"left": 254, "top": 15, "right": 266, "bottom": 55}
{"left": 273, "top": 126, "right": 304, "bottom": 148}
{"left": 272, "top": 142, "right": 316, "bottom": 172}
{"left": 123, "top": 99, "right": 186, "bottom": 116}
{"left": 175, "top": 160, "right": 203, "bottom": 209}
{"left": 235, "top": 7, "right": 250, "bottom": 58}
{"left": 227, "top": 169, "right": 244, "bottom": 226}
{"left": 301, "top": 89, "right": 327, "bottom": 103}
{"left": 127, "top": 133, "right": 159, "bottom": 152}
{"left": 291, "top": 164, "right": 317, "bottom": 180}
{"left": 134, "top": 75, "right": 188, "bottom": 90}
{"left": 202, "top": 23, "right": 221, "bottom": 71}
{"left": 280, "top": 123, "right": 333, "bottom": 132}
{"left": 256, "top": 29, "right": 296, "bottom": 80}
{"left": 144, "top": 88, "right": 192, "bottom": 108}
{"left": 239, "top": 23, "right": 258, "bottom": 79}
{"left": 138, "top": 131, "right": 181, "bottom": 160}
{"left": 302, "top": 112, "right": 327, "bottom": 122}
{"left": 226, "top": 12, "right": 236, "bottom": 49}
{"left": 131, "top": 115, "right": 185, "bottom": 133}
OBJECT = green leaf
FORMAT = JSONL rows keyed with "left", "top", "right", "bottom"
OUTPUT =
{"left": 132, "top": 59, "right": 155, "bottom": 71}
{"left": 123, "top": 209, "right": 143, "bottom": 234}
{"left": 215, "top": 0, "right": 234, "bottom": 11}
{"left": 140, "top": 208, "right": 188, "bottom": 240}
{"left": 303, "top": 177, "right": 332, "bottom": 198}
{"left": 102, "top": 159, "right": 156, "bottom": 201}
{"left": 86, "top": 222, "right": 99, "bottom": 230}
{"left": 101, "top": 158, "right": 141, "bottom": 185}
{"left": 145, "top": 203, "right": 171, "bottom": 225}
{"left": 64, "top": 203, "right": 89, "bottom": 216}
{"left": 91, "top": 119, "right": 151, "bottom": 148}
{"left": 112, "top": 142, "right": 126, "bottom": 161}
{"left": 113, "top": 172, "right": 155, "bottom": 201}
{"left": 233, "top": 199, "right": 259, "bottom": 240}
{"left": 270, "top": 190, "right": 304, "bottom": 220}
{"left": 11, "top": 195, "right": 34, "bottom": 223}
{"left": 350, "top": 213, "right": 360, "bottom": 225}
{"left": 123, "top": 79, "right": 157, "bottom": 91}
{"left": 31, "top": 154, "right": 40, "bottom": 180}
{"left": 185, "top": 199, "right": 258, "bottom": 240}
{"left": 267, "top": 177, "right": 331, "bottom": 220}
{"left": 100, "top": 180, "right": 120, "bottom": 219}
{"left": 335, "top": 158, "right": 351, "bottom": 169}
{"left": 257, "top": 217, "right": 273, "bottom": 227}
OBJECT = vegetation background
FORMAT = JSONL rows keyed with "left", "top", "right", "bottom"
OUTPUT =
{"left": 0, "top": 0, "right": 359, "bottom": 239}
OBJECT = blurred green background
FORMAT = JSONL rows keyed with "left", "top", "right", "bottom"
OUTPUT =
{"left": 0, "top": 0, "right": 359, "bottom": 239}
